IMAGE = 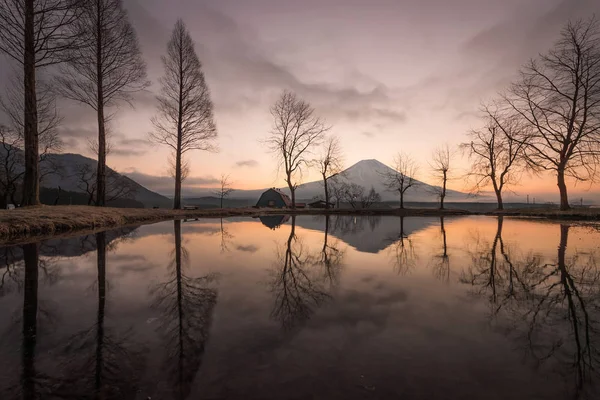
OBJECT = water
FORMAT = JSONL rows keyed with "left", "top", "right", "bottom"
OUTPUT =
{"left": 0, "top": 215, "right": 599, "bottom": 400}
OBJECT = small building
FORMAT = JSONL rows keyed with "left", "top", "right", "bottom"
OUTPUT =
{"left": 295, "top": 202, "right": 307, "bottom": 209}
{"left": 256, "top": 188, "right": 292, "bottom": 208}
{"left": 308, "top": 200, "right": 335, "bottom": 209}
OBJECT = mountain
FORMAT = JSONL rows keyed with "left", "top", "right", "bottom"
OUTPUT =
{"left": 219, "top": 159, "right": 471, "bottom": 203}
{"left": 293, "top": 159, "right": 469, "bottom": 202}
{"left": 41, "top": 153, "right": 172, "bottom": 208}
{"left": 0, "top": 145, "right": 171, "bottom": 208}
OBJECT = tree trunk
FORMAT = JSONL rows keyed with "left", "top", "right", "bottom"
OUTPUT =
{"left": 22, "top": 242, "right": 38, "bottom": 400}
{"left": 557, "top": 166, "right": 570, "bottom": 211}
{"left": 95, "top": 0, "right": 106, "bottom": 207}
{"left": 95, "top": 232, "right": 106, "bottom": 394}
{"left": 288, "top": 178, "right": 295, "bottom": 209}
{"left": 96, "top": 112, "right": 106, "bottom": 207}
{"left": 220, "top": 195, "right": 223, "bottom": 208}
{"left": 492, "top": 180, "right": 503, "bottom": 210}
{"left": 494, "top": 189, "right": 503, "bottom": 210}
{"left": 440, "top": 170, "right": 447, "bottom": 210}
{"left": 173, "top": 28, "right": 184, "bottom": 210}
{"left": 323, "top": 173, "right": 329, "bottom": 209}
{"left": 174, "top": 149, "right": 182, "bottom": 209}
{"left": 399, "top": 190, "right": 404, "bottom": 209}
{"left": 21, "top": 0, "right": 39, "bottom": 206}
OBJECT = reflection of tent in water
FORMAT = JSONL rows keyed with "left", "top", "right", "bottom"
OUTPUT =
{"left": 259, "top": 215, "right": 290, "bottom": 230}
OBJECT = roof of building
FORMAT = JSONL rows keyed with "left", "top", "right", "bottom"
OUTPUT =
{"left": 263, "top": 188, "right": 292, "bottom": 207}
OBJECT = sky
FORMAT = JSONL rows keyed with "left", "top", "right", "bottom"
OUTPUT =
{"left": 1, "top": 0, "right": 600, "bottom": 201}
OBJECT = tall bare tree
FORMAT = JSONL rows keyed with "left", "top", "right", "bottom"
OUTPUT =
{"left": 315, "top": 135, "right": 343, "bottom": 209}
{"left": 462, "top": 108, "right": 525, "bottom": 210}
{"left": 73, "top": 162, "right": 137, "bottom": 205}
{"left": 56, "top": 0, "right": 148, "bottom": 207}
{"left": 381, "top": 153, "right": 418, "bottom": 209}
{"left": 505, "top": 17, "right": 600, "bottom": 210}
{"left": 0, "top": 76, "right": 63, "bottom": 206}
{"left": 267, "top": 90, "right": 328, "bottom": 209}
{"left": 0, "top": 0, "right": 81, "bottom": 205}
{"left": 430, "top": 144, "right": 452, "bottom": 209}
{"left": 150, "top": 19, "right": 217, "bottom": 210}
{"left": 212, "top": 174, "right": 234, "bottom": 208}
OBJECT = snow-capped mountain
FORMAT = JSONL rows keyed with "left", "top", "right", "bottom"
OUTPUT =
{"left": 224, "top": 159, "right": 470, "bottom": 202}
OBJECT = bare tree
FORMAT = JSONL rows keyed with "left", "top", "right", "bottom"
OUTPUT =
{"left": 339, "top": 182, "right": 364, "bottom": 209}
{"left": 0, "top": 76, "right": 63, "bottom": 206}
{"left": 430, "top": 144, "right": 452, "bottom": 209}
{"left": 266, "top": 90, "right": 328, "bottom": 209}
{"left": 504, "top": 17, "right": 600, "bottom": 211}
{"left": 315, "top": 135, "right": 343, "bottom": 209}
{"left": 0, "top": 125, "right": 24, "bottom": 207}
{"left": 73, "top": 162, "right": 137, "bottom": 205}
{"left": 360, "top": 186, "right": 381, "bottom": 208}
{"left": 0, "top": 0, "right": 82, "bottom": 205}
{"left": 212, "top": 174, "right": 234, "bottom": 208}
{"left": 0, "top": 74, "right": 63, "bottom": 157}
{"left": 329, "top": 176, "right": 346, "bottom": 208}
{"left": 150, "top": 19, "right": 218, "bottom": 210}
{"left": 381, "top": 153, "right": 418, "bottom": 209}
{"left": 462, "top": 108, "right": 525, "bottom": 210}
{"left": 56, "top": 0, "right": 148, "bottom": 207}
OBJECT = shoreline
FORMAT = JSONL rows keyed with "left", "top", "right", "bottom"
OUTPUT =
{"left": 0, "top": 205, "right": 599, "bottom": 246}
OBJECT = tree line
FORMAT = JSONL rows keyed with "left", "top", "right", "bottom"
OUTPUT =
{"left": 0, "top": 0, "right": 217, "bottom": 209}
{"left": 265, "top": 17, "right": 600, "bottom": 211}
{"left": 1, "top": 2, "right": 598, "bottom": 211}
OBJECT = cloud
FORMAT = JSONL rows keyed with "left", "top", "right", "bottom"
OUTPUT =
{"left": 235, "top": 159, "right": 259, "bottom": 168}
{"left": 236, "top": 244, "right": 259, "bottom": 253}
{"left": 361, "top": 131, "right": 375, "bottom": 138}
{"left": 124, "top": 169, "right": 219, "bottom": 192}
{"left": 110, "top": 148, "right": 148, "bottom": 157}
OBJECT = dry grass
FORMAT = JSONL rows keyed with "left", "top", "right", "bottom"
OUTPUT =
{"left": 0, "top": 205, "right": 598, "bottom": 246}
{"left": 0, "top": 205, "right": 262, "bottom": 245}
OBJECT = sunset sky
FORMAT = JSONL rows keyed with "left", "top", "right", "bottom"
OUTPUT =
{"left": 1, "top": 0, "right": 599, "bottom": 201}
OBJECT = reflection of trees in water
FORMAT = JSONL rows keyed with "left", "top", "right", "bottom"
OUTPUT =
{"left": 461, "top": 217, "right": 536, "bottom": 311}
{"left": 0, "top": 227, "right": 137, "bottom": 298}
{"left": 461, "top": 219, "right": 600, "bottom": 397}
{"left": 0, "top": 244, "right": 59, "bottom": 399}
{"left": 0, "top": 245, "right": 61, "bottom": 298}
{"left": 217, "top": 218, "right": 234, "bottom": 253}
{"left": 315, "top": 215, "right": 345, "bottom": 288}
{"left": 430, "top": 216, "right": 450, "bottom": 282}
{"left": 269, "top": 216, "right": 333, "bottom": 330}
{"left": 150, "top": 220, "right": 218, "bottom": 400}
{"left": 331, "top": 215, "right": 381, "bottom": 235}
{"left": 52, "top": 232, "right": 144, "bottom": 399}
{"left": 387, "top": 216, "right": 416, "bottom": 275}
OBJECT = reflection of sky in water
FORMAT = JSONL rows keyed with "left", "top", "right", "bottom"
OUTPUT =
{"left": 0, "top": 216, "right": 599, "bottom": 399}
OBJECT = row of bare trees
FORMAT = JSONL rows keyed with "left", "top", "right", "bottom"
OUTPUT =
{"left": 0, "top": 1, "right": 217, "bottom": 209}
{"left": 265, "top": 17, "right": 600, "bottom": 211}
{"left": 266, "top": 90, "right": 454, "bottom": 210}
{"left": 463, "top": 17, "right": 600, "bottom": 211}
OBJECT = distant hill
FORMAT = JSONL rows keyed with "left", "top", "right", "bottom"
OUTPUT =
{"left": 0, "top": 146, "right": 171, "bottom": 208}
{"left": 40, "top": 153, "right": 172, "bottom": 208}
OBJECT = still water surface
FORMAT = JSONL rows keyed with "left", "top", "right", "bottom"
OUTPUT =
{"left": 1, "top": 215, "right": 600, "bottom": 399}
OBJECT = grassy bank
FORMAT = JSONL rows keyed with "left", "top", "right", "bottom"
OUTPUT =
{"left": 0, "top": 205, "right": 599, "bottom": 245}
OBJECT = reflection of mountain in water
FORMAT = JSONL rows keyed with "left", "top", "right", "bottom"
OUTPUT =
{"left": 293, "top": 216, "right": 440, "bottom": 253}
{"left": 0, "top": 227, "right": 137, "bottom": 264}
